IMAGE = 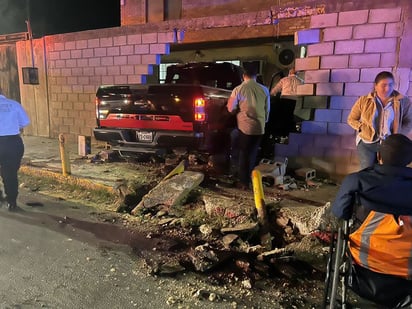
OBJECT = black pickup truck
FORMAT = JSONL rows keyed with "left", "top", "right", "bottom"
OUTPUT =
{"left": 93, "top": 62, "right": 243, "bottom": 156}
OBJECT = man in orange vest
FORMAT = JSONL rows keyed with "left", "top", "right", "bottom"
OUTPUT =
{"left": 332, "top": 133, "right": 412, "bottom": 307}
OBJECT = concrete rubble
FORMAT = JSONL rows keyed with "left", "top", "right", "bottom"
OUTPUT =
{"left": 20, "top": 136, "right": 342, "bottom": 281}
{"left": 131, "top": 170, "right": 204, "bottom": 214}
{"left": 276, "top": 202, "right": 339, "bottom": 235}
{"left": 188, "top": 243, "right": 233, "bottom": 272}
{"left": 202, "top": 193, "right": 256, "bottom": 224}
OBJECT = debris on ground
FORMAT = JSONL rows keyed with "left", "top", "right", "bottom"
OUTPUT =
{"left": 294, "top": 167, "right": 316, "bottom": 181}
{"left": 19, "top": 147, "right": 342, "bottom": 308}
{"left": 131, "top": 171, "right": 204, "bottom": 214}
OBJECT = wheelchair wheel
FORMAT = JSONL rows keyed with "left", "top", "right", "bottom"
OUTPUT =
{"left": 322, "top": 227, "right": 348, "bottom": 309}
{"left": 322, "top": 230, "right": 336, "bottom": 308}
{"left": 330, "top": 227, "right": 344, "bottom": 307}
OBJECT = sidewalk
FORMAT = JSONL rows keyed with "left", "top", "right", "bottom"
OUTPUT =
{"left": 21, "top": 135, "right": 142, "bottom": 191}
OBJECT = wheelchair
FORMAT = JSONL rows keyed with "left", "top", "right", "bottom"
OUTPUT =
{"left": 322, "top": 209, "right": 412, "bottom": 309}
{"left": 322, "top": 218, "right": 356, "bottom": 309}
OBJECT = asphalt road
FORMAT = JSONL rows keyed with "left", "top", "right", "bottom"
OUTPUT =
{"left": 0, "top": 189, "right": 264, "bottom": 309}
{"left": 0, "top": 206, "right": 170, "bottom": 308}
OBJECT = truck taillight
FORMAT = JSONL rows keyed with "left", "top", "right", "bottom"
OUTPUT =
{"left": 95, "top": 97, "right": 100, "bottom": 120}
{"left": 194, "top": 97, "right": 206, "bottom": 122}
{"left": 95, "top": 97, "right": 109, "bottom": 120}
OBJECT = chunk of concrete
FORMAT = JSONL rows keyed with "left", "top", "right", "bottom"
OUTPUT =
{"left": 202, "top": 193, "right": 255, "bottom": 224}
{"left": 257, "top": 248, "right": 293, "bottom": 261}
{"left": 220, "top": 222, "right": 259, "bottom": 234}
{"left": 222, "top": 234, "right": 239, "bottom": 248}
{"left": 131, "top": 171, "right": 204, "bottom": 214}
{"left": 156, "top": 261, "right": 186, "bottom": 275}
{"left": 295, "top": 167, "right": 316, "bottom": 181}
{"left": 188, "top": 244, "right": 232, "bottom": 272}
{"left": 277, "top": 202, "right": 339, "bottom": 235}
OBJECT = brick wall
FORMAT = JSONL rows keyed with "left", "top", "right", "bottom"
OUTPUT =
{"left": 276, "top": 7, "right": 412, "bottom": 180}
{"left": 122, "top": 0, "right": 410, "bottom": 24}
{"left": 17, "top": 30, "right": 175, "bottom": 141}
{"left": 14, "top": 0, "right": 411, "bottom": 181}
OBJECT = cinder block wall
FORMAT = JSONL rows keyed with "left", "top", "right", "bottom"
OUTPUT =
{"left": 17, "top": 29, "right": 175, "bottom": 140}
{"left": 123, "top": 0, "right": 411, "bottom": 24}
{"left": 275, "top": 7, "right": 412, "bottom": 180}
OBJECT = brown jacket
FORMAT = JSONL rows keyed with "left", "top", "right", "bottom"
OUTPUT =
{"left": 347, "top": 91, "right": 412, "bottom": 142}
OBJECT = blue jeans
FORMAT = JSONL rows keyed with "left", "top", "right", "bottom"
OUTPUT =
{"left": 357, "top": 140, "right": 379, "bottom": 169}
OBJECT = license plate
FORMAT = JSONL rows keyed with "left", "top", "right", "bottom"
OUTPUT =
{"left": 136, "top": 131, "right": 153, "bottom": 142}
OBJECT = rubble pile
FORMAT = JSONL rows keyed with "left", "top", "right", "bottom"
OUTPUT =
{"left": 107, "top": 153, "right": 338, "bottom": 287}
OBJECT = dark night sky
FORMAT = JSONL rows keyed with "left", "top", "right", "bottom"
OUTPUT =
{"left": 0, "top": 0, "right": 120, "bottom": 37}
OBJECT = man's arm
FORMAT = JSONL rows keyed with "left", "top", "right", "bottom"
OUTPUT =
{"left": 332, "top": 173, "right": 360, "bottom": 220}
{"left": 260, "top": 85, "right": 271, "bottom": 123}
{"left": 227, "top": 87, "right": 239, "bottom": 114}
{"left": 270, "top": 79, "right": 284, "bottom": 96}
{"left": 17, "top": 104, "right": 30, "bottom": 129}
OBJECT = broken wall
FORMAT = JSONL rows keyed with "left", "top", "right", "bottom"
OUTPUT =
{"left": 275, "top": 6, "right": 412, "bottom": 180}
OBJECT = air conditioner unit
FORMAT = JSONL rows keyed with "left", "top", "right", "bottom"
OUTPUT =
{"left": 273, "top": 41, "right": 298, "bottom": 69}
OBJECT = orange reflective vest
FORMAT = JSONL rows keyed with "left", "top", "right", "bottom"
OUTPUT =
{"left": 349, "top": 210, "right": 412, "bottom": 279}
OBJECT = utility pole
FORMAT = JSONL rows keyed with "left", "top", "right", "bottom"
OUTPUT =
{"left": 25, "top": 0, "right": 35, "bottom": 67}
{"left": 25, "top": 20, "right": 34, "bottom": 67}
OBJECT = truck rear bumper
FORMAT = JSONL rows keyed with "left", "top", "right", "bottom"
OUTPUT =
{"left": 93, "top": 127, "right": 203, "bottom": 154}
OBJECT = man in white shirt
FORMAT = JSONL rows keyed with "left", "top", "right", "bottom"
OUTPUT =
{"left": 0, "top": 88, "right": 30, "bottom": 211}
{"left": 268, "top": 67, "right": 303, "bottom": 138}
{"left": 227, "top": 64, "right": 270, "bottom": 189}
{"left": 270, "top": 68, "right": 303, "bottom": 99}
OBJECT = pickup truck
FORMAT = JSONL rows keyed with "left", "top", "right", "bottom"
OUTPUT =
{"left": 93, "top": 62, "right": 243, "bottom": 157}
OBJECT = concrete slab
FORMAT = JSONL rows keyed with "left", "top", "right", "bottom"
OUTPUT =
{"left": 131, "top": 171, "right": 204, "bottom": 213}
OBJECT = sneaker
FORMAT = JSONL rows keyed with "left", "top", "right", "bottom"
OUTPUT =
{"left": 0, "top": 190, "right": 6, "bottom": 207}
{"left": 7, "top": 203, "right": 23, "bottom": 212}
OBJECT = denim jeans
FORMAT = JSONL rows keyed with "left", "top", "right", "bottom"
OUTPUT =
{"left": 357, "top": 140, "right": 379, "bottom": 169}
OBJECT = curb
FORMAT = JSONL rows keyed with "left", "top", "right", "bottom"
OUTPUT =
{"left": 20, "top": 165, "right": 116, "bottom": 194}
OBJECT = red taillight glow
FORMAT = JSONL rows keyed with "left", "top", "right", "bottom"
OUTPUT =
{"left": 194, "top": 97, "right": 206, "bottom": 122}
{"left": 194, "top": 98, "right": 205, "bottom": 107}
{"left": 95, "top": 97, "right": 109, "bottom": 119}
{"left": 95, "top": 97, "right": 100, "bottom": 119}
{"left": 194, "top": 113, "right": 206, "bottom": 121}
